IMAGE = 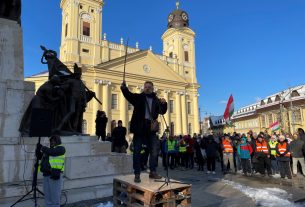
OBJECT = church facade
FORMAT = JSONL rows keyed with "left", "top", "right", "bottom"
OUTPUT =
{"left": 26, "top": 0, "right": 200, "bottom": 136}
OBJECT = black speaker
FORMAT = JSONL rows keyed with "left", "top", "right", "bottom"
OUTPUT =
{"left": 29, "top": 108, "right": 52, "bottom": 137}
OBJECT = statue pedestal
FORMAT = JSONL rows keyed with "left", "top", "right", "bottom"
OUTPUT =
{"left": 0, "top": 136, "right": 133, "bottom": 206}
{"left": 0, "top": 18, "right": 35, "bottom": 141}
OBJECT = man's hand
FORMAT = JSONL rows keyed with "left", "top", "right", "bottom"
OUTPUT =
{"left": 159, "top": 98, "right": 166, "bottom": 104}
{"left": 121, "top": 81, "right": 127, "bottom": 89}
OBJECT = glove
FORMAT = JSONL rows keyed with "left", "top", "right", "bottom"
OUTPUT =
{"left": 121, "top": 81, "right": 126, "bottom": 89}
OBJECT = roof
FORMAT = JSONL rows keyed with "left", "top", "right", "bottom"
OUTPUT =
{"left": 232, "top": 84, "right": 305, "bottom": 119}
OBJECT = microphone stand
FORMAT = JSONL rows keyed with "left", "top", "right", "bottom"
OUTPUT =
{"left": 10, "top": 137, "right": 44, "bottom": 207}
{"left": 154, "top": 101, "right": 188, "bottom": 191}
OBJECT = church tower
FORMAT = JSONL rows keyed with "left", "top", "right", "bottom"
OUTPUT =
{"left": 59, "top": 0, "right": 104, "bottom": 66}
{"left": 161, "top": 1, "right": 197, "bottom": 84}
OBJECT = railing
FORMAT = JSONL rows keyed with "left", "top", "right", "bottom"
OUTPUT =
{"left": 80, "top": 35, "right": 92, "bottom": 43}
{"left": 109, "top": 42, "right": 121, "bottom": 50}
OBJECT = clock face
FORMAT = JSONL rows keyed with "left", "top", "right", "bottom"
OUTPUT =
{"left": 181, "top": 12, "right": 188, "bottom": 21}
{"left": 168, "top": 14, "right": 174, "bottom": 23}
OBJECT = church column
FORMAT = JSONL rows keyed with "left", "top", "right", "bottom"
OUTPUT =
{"left": 102, "top": 81, "right": 111, "bottom": 134}
{"left": 164, "top": 90, "right": 170, "bottom": 131}
{"left": 181, "top": 92, "right": 188, "bottom": 134}
{"left": 175, "top": 92, "right": 182, "bottom": 135}
{"left": 119, "top": 89, "right": 128, "bottom": 129}
{"left": 193, "top": 93, "right": 200, "bottom": 134}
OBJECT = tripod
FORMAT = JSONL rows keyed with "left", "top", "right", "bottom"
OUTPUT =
{"left": 154, "top": 115, "right": 187, "bottom": 191}
{"left": 11, "top": 137, "right": 44, "bottom": 207}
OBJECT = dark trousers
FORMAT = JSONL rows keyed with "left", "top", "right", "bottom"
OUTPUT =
{"left": 278, "top": 161, "right": 292, "bottom": 179}
{"left": 133, "top": 131, "right": 159, "bottom": 175}
{"left": 241, "top": 158, "right": 252, "bottom": 174}
{"left": 164, "top": 153, "right": 176, "bottom": 169}
{"left": 207, "top": 157, "right": 216, "bottom": 171}
{"left": 256, "top": 155, "right": 272, "bottom": 175}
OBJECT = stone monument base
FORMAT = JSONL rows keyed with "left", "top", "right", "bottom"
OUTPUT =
{"left": 0, "top": 136, "right": 133, "bottom": 207}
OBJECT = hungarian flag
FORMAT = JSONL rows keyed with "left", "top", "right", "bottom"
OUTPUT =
{"left": 269, "top": 121, "right": 280, "bottom": 131}
{"left": 224, "top": 95, "right": 234, "bottom": 122}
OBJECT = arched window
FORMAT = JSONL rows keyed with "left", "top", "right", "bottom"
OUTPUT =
{"left": 169, "top": 52, "right": 173, "bottom": 58}
{"left": 82, "top": 21, "right": 90, "bottom": 36}
{"left": 183, "top": 44, "right": 189, "bottom": 62}
{"left": 65, "top": 23, "right": 68, "bottom": 37}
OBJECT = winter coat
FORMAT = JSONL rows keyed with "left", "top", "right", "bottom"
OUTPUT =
{"left": 112, "top": 126, "right": 127, "bottom": 148}
{"left": 237, "top": 139, "right": 253, "bottom": 159}
{"left": 276, "top": 141, "right": 291, "bottom": 162}
{"left": 205, "top": 140, "right": 219, "bottom": 158}
{"left": 95, "top": 116, "right": 107, "bottom": 136}
{"left": 290, "top": 139, "right": 305, "bottom": 158}
{"left": 121, "top": 86, "right": 167, "bottom": 135}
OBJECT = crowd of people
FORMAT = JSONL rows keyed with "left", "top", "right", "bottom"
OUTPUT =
{"left": 156, "top": 128, "right": 305, "bottom": 180}
{"left": 95, "top": 108, "right": 305, "bottom": 181}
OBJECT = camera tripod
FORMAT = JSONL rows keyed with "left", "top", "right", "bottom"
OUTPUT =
{"left": 11, "top": 137, "right": 44, "bottom": 207}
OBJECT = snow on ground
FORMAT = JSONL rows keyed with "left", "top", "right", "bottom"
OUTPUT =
{"left": 223, "top": 179, "right": 304, "bottom": 207}
{"left": 96, "top": 201, "right": 113, "bottom": 207}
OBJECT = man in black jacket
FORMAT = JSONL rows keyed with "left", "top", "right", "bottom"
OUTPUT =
{"left": 112, "top": 120, "right": 127, "bottom": 153}
{"left": 121, "top": 81, "right": 167, "bottom": 183}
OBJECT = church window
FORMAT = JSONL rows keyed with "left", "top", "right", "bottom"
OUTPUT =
{"left": 91, "top": 9, "right": 94, "bottom": 13}
{"left": 187, "top": 102, "right": 191, "bottom": 114}
{"left": 111, "top": 94, "right": 118, "bottom": 109}
{"left": 169, "top": 100, "right": 174, "bottom": 113}
{"left": 80, "top": 4, "right": 83, "bottom": 9}
{"left": 83, "top": 21, "right": 90, "bottom": 36}
{"left": 65, "top": 23, "right": 68, "bottom": 37}
{"left": 293, "top": 109, "right": 302, "bottom": 123}
{"left": 82, "top": 48, "right": 89, "bottom": 53}
{"left": 184, "top": 51, "right": 189, "bottom": 62}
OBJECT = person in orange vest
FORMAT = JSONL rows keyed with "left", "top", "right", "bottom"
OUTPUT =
{"left": 221, "top": 134, "right": 235, "bottom": 174}
{"left": 253, "top": 134, "right": 272, "bottom": 177}
{"left": 276, "top": 135, "right": 292, "bottom": 179}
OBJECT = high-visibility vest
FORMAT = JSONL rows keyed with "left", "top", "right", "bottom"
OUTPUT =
{"left": 222, "top": 139, "right": 233, "bottom": 153}
{"left": 167, "top": 140, "right": 176, "bottom": 152}
{"left": 179, "top": 141, "right": 187, "bottom": 153}
{"left": 256, "top": 141, "right": 269, "bottom": 154}
{"left": 130, "top": 143, "right": 145, "bottom": 154}
{"left": 276, "top": 142, "right": 291, "bottom": 157}
{"left": 268, "top": 141, "right": 278, "bottom": 156}
{"left": 49, "top": 145, "right": 65, "bottom": 172}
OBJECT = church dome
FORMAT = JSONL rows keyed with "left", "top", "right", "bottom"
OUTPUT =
{"left": 167, "top": 3, "right": 189, "bottom": 29}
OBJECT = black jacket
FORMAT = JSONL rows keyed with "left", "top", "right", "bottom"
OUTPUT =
{"left": 112, "top": 126, "right": 127, "bottom": 147}
{"left": 121, "top": 86, "right": 167, "bottom": 135}
{"left": 205, "top": 140, "right": 219, "bottom": 158}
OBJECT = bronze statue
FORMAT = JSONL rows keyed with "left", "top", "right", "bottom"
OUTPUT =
{"left": 0, "top": 0, "right": 21, "bottom": 24}
{"left": 19, "top": 47, "right": 100, "bottom": 136}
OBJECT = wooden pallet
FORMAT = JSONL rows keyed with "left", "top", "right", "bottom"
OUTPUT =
{"left": 113, "top": 174, "right": 191, "bottom": 207}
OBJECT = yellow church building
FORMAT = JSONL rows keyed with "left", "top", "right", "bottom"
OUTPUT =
{"left": 26, "top": 0, "right": 200, "bottom": 136}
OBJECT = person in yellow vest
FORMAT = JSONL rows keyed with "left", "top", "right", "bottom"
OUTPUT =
{"left": 268, "top": 135, "right": 279, "bottom": 175}
{"left": 221, "top": 134, "right": 235, "bottom": 174}
{"left": 178, "top": 136, "right": 187, "bottom": 169}
{"left": 165, "top": 136, "right": 178, "bottom": 170}
{"left": 37, "top": 135, "right": 66, "bottom": 207}
{"left": 276, "top": 135, "right": 292, "bottom": 179}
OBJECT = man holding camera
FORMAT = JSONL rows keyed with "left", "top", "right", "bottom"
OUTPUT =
{"left": 121, "top": 80, "right": 167, "bottom": 183}
{"left": 37, "top": 135, "right": 66, "bottom": 207}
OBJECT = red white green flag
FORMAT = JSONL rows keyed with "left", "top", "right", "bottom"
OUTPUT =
{"left": 224, "top": 95, "right": 234, "bottom": 122}
{"left": 269, "top": 121, "right": 280, "bottom": 131}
